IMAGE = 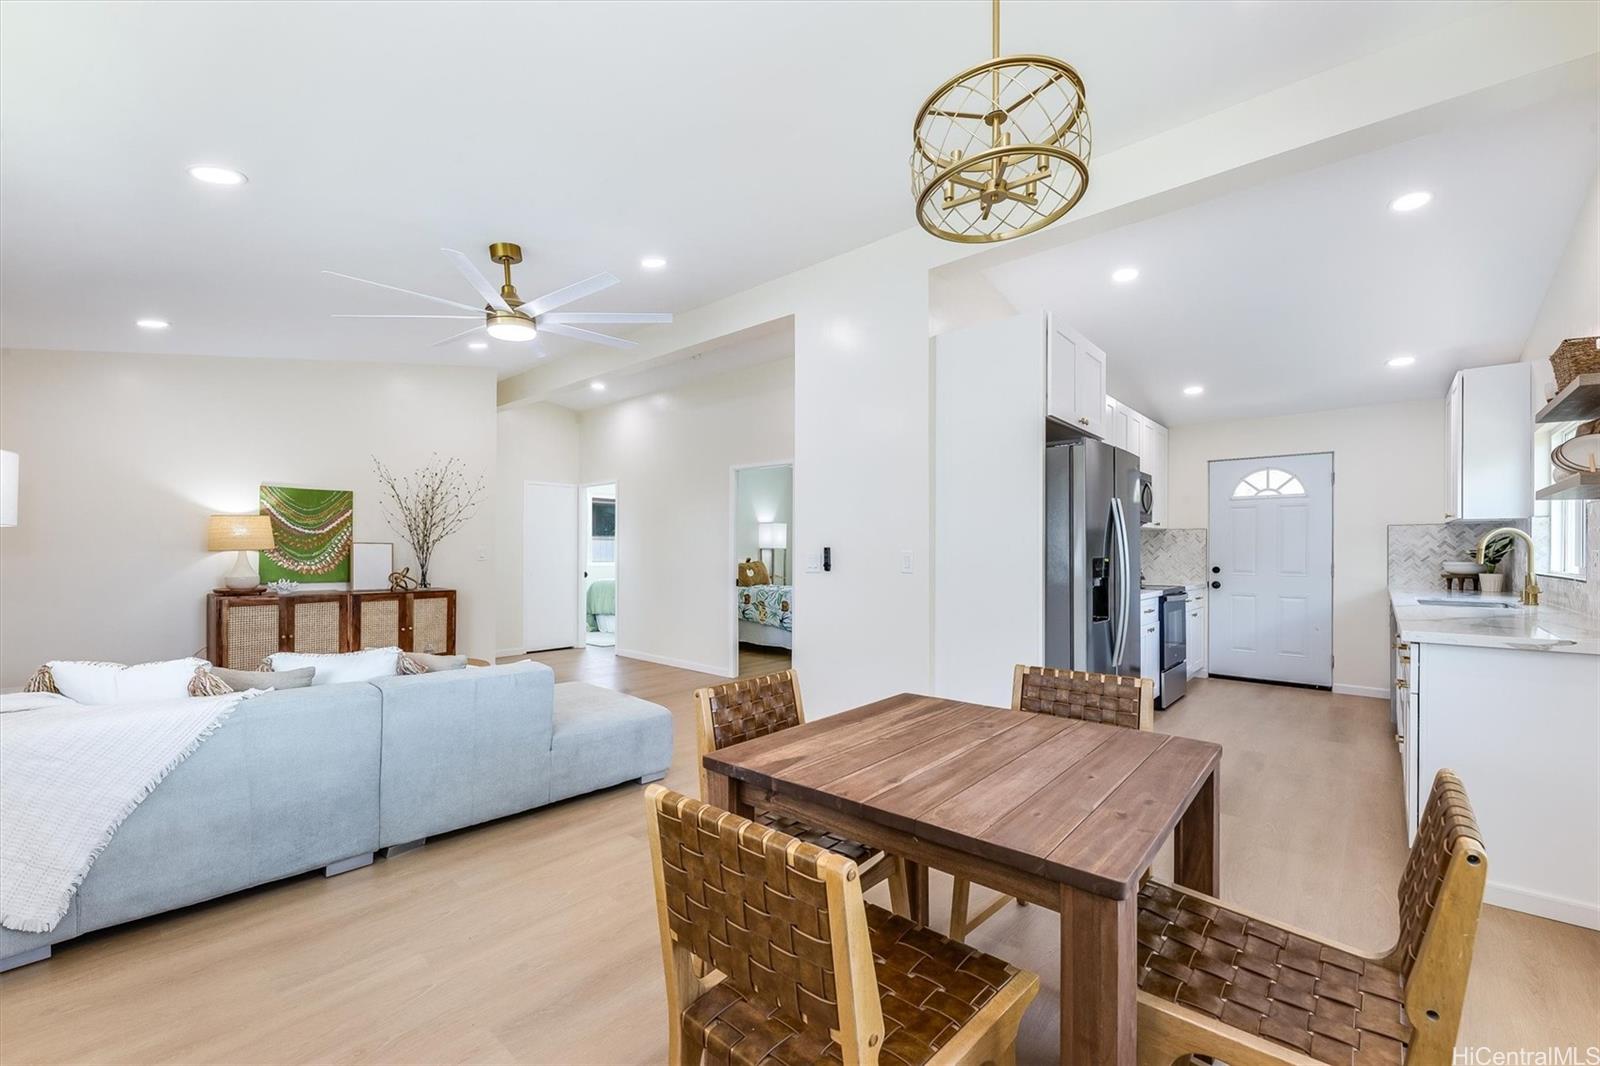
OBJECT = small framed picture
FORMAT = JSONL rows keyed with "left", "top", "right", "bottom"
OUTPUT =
{"left": 352, "top": 542, "right": 395, "bottom": 591}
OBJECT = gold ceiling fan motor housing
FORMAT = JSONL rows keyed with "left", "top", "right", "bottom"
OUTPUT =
{"left": 912, "top": 0, "right": 1092, "bottom": 244}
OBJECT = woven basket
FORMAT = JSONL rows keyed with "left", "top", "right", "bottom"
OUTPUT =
{"left": 1549, "top": 336, "right": 1600, "bottom": 390}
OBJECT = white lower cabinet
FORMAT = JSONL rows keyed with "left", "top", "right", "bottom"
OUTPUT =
{"left": 1185, "top": 585, "right": 1207, "bottom": 677}
{"left": 1397, "top": 639, "right": 1600, "bottom": 930}
{"left": 1139, "top": 592, "right": 1160, "bottom": 687}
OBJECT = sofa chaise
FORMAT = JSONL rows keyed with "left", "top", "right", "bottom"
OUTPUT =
{"left": 0, "top": 661, "right": 672, "bottom": 971}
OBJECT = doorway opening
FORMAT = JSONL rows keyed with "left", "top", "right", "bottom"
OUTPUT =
{"left": 731, "top": 462, "right": 793, "bottom": 676}
{"left": 581, "top": 483, "right": 618, "bottom": 648}
{"left": 1206, "top": 452, "right": 1333, "bottom": 688}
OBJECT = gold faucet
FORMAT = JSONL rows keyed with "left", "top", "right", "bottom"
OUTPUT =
{"left": 1477, "top": 527, "right": 1539, "bottom": 606}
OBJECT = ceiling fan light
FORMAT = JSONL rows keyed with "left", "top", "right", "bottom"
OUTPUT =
{"left": 485, "top": 314, "right": 537, "bottom": 342}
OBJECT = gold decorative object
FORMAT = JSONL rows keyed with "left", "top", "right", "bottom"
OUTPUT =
{"left": 911, "top": 0, "right": 1092, "bottom": 244}
{"left": 388, "top": 567, "right": 419, "bottom": 593}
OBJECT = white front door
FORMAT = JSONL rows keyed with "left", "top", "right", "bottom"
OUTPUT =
{"left": 523, "top": 481, "right": 579, "bottom": 653}
{"left": 1207, "top": 454, "right": 1333, "bottom": 686}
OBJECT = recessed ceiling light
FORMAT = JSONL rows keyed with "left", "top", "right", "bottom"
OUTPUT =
{"left": 1389, "top": 190, "right": 1431, "bottom": 213}
{"left": 1182, "top": 384, "right": 1204, "bottom": 396}
{"left": 590, "top": 381, "right": 606, "bottom": 392}
{"left": 639, "top": 255, "right": 667, "bottom": 270}
{"left": 1387, "top": 354, "right": 1416, "bottom": 368}
{"left": 187, "top": 165, "right": 248, "bottom": 186}
{"left": 136, "top": 318, "right": 170, "bottom": 330}
{"left": 1111, "top": 266, "right": 1140, "bottom": 284}
{"left": 467, "top": 341, "right": 488, "bottom": 351}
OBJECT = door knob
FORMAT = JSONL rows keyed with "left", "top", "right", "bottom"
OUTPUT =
{"left": 1211, "top": 580, "right": 1221, "bottom": 589}
{"left": 1211, "top": 566, "right": 1221, "bottom": 574}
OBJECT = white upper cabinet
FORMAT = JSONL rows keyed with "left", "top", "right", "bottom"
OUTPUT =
{"left": 1445, "top": 363, "right": 1532, "bottom": 522}
{"left": 1106, "top": 397, "right": 1169, "bottom": 527}
{"left": 1105, "top": 399, "right": 1132, "bottom": 452}
{"left": 1048, "top": 326, "right": 1106, "bottom": 439}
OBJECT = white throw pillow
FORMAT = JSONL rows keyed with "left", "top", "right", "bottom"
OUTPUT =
{"left": 265, "top": 647, "right": 401, "bottom": 685}
{"left": 46, "top": 658, "right": 209, "bottom": 705}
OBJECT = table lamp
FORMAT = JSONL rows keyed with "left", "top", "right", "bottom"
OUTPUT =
{"left": 758, "top": 521, "right": 788, "bottom": 583}
{"left": 208, "top": 514, "right": 275, "bottom": 590}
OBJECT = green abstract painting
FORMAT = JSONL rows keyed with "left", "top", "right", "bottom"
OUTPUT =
{"left": 259, "top": 485, "right": 353, "bottom": 583}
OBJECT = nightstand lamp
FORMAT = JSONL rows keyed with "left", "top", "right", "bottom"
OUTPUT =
{"left": 758, "top": 521, "right": 788, "bottom": 583}
{"left": 208, "top": 514, "right": 276, "bottom": 591}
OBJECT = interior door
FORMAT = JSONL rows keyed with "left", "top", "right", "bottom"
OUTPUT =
{"left": 523, "top": 481, "right": 579, "bottom": 652}
{"left": 1207, "top": 453, "right": 1333, "bottom": 686}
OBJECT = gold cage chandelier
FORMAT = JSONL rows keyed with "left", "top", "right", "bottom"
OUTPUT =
{"left": 912, "top": 0, "right": 1092, "bottom": 244}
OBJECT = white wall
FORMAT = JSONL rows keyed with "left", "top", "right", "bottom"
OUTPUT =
{"left": 1167, "top": 398, "right": 1445, "bottom": 696}
{"left": 734, "top": 465, "right": 792, "bottom": 581}
{"left": 1520, "top": 171, "right": 1600, "bottom": 615}
{"left": 579, "top": 358, "right": 794, "bottom": 675}
{"left": 0, "top": 348, "right": 498, "bottom": 685}
{"left": 495, "top": 402, "right": 581, "bottom": 655}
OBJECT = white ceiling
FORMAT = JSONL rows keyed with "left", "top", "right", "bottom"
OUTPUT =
{"left": 980, "top": 94, "right": 1598, "bottom": 425}
{"left": 0, "top": 0, "right": 1495, "bottom": 376}
{"left": 542, "top": 319, "right": 794, "bottom": 411}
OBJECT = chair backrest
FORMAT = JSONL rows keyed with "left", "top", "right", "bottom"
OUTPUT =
{"left": 1389, "top": 769, "right": 1487, "bottom": 1061}
{"left": 1011, "top": 664, "right": 1154, "bottom": 731}
{"left": 644, "top": 785, "right": 883, "bottom": 1063}
{"left": 693, "top": 669, "right": 805, "bottom": 797}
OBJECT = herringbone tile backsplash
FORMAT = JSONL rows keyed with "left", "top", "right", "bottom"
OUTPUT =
{"left": 1386, "top": 521, "right": 1529, "bottom": 592}
{"left": 1141, "top": 527, "right": 1207, "bottom": 585}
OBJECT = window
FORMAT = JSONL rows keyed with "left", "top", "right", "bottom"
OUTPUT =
{"left": 1231, "top": 468, "right": 1306, "bottom": 499}
{"left": 1535, "top": 424, "right": 1585, "bottom": 580}
{"left": 589, "top": 497, "right": 616, "bottom": 563}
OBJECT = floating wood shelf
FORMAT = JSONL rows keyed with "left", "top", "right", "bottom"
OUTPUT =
{"left": 1536, "top": 471, "right": 1600, "bottom": 501}
{"left": 1535, "top": 373, "right": 1600, "bottom": 424}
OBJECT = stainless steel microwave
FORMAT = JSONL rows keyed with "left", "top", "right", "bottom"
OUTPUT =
{"left": 1135, "top": 470, "right": 1155, "bottom": 525}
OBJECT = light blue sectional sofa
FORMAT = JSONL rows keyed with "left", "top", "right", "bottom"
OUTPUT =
{"left": 0, "top": 662, "right": 672, "bottom": 971}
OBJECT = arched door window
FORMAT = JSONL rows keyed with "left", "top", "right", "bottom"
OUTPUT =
{"left": 1231, "top": 468, "right": 1306, "bottom": 499}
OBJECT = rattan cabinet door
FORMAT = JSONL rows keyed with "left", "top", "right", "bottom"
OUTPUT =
{"left": 407, "top": 590, "right": 455, "bottom": 654}
{"left": 217, "top": 598, "right": 282, "bottom": 669}
{"left": 283, "top": 595, "right": 350, "bottom": 655}
{"left": 351, "top": 592, "right": 403, "bottom": 650}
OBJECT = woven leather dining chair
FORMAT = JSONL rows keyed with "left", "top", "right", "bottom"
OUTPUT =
{"left": 694, "top": 669, "right": 911, "bottom": 917}
{"left": 644, "top": 785, "right": 1040, "bottom": 1065}
{"left": 949, "top": 665, "right": 1155, "bottom": 941}
{"left": 1135, "top": 769, "right": 1487, "bottom": 1066}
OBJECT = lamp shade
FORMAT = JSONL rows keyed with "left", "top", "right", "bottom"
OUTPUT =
{"left": 0, "top": 450, "right": 16, "bottom": 528}
{"left": 207, "top": 514, "right": 275, "bottom": 552}
{"left": 758, "top": 522, "right": 788, "bottom": 550}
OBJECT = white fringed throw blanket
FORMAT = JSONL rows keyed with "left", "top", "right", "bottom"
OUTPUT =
{"left": 0, "top": 691, "right": 255, "bottom": 933}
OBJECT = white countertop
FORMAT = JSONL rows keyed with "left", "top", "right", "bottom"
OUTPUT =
{"left": 1390, "top": 590, "right": 1600, "bottom": 655}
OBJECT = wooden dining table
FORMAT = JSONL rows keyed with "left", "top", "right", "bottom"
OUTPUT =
{"left": 701, "top": 691, "right": 1222, "bottom": 1066}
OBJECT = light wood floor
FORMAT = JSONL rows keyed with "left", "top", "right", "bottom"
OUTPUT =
{"left": 0, "top": 653, "right": 1594, "bottom": 1064}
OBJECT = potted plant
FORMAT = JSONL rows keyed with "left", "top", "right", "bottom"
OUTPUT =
{"left": 1473, "top": 533, "right": 1515, "bottom": 594}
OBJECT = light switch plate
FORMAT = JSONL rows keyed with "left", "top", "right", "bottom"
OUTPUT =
{"left": 899, "top": 550, "right": 914, "bottom": 574}
{"left": 804, "top": 552, "right": 822, "bottom": 574}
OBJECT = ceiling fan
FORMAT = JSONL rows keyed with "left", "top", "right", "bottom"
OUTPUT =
{"left": 324, "top": 242, "right": 671, "bottom": 354}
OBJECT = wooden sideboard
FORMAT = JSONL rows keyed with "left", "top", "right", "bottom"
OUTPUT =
{"left": 206, "top": 589, "right": 456, "bottom": 669}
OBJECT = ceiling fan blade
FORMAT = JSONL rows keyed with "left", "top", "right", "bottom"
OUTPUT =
{"left": 441, "top": 248, "right": 511, "bottom": 312}
{"left": 332, "top": 314, "right": 481, "bottom": 319}
{"left": 538, "top": 312, "right": 672, "bottom": 325}
{"left": 522, "top": 272, "right": 619, "bottom": 317}
{"left": 431, "top": 325, "right": 488, "bottom": 347}
{"left": 539, "top": 322, "right": 637, "bottom": 349}
{"left": 322, "top": 270, "right": 486, "bottom": 314}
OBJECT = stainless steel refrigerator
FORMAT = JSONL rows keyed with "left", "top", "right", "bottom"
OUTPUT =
{"left": 1045, "top": 438, "right": 1142, "bottom": 676}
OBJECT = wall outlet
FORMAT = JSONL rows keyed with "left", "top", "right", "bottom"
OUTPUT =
{"left": 899, "top": 550, "right": 914, "bottom": 575}
{"left": 475, "top": 546, "right": 488, "bottom": 562}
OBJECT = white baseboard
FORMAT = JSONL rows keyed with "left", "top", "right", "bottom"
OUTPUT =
{"left": 615, "top": 647, "right": 733, "bottom": 678}
{"left": 496, "top": 647, "right": 528, "bottom": 660}
{"left": 1485, "top": 881, "right": 1600, "bottom": 931}
{"left": 1331, "top": 683, "right": 1388, "bottom": 700}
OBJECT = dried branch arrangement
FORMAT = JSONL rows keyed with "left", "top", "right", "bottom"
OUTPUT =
{"left": 371, "top": 454, "right": 486, "bottom": 588}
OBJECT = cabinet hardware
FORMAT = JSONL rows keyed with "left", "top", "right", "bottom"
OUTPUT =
{"left": 1143, "top": 607, "right": 1155, "bottom": 615}
{"left": 1395, "top": 679, "right": 1408, "bottom": 689}
{"left": 1078, "top": 417, "right": 1089, "bottom": 426}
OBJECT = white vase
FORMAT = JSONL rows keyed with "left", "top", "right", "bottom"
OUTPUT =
{"left": 1479, "top": 573, "right": 1506, "bottom": 595}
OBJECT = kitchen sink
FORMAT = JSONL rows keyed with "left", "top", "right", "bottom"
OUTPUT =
{"left": 1414, "top": 598, "right": 1520, "bottom": 609}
